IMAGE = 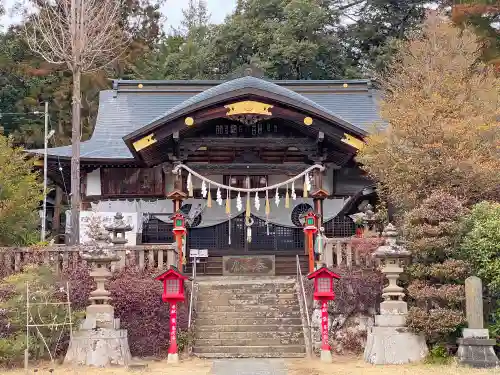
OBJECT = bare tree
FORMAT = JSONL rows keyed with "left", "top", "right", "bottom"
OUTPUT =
{"left": 23, "top": 0, "right": 129, "bottom": 244}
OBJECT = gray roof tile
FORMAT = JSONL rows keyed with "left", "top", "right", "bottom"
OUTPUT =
{"left": 32, "top": 77, "right": 383, "bottom": 160}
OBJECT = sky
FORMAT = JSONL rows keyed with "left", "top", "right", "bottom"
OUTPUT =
{"left": 0, "top": 0, "right": 238, "bottom": 32}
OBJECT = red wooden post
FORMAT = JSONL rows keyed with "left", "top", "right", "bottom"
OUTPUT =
{"left": 303, "top": 211, "right": 318, "bottom": 273}
{"left": 321, "top": 301, "right": 330, "bottom": 351}
{"left": 168, "top": 303, "right": 178, "bottom": 356}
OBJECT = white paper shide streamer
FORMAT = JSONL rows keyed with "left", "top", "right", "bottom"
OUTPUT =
{"left": 291, "top": 181, "right": 297, "bottom": 200}
{"left": 216, "top": 187, "right": 223, "bottom": 206}
{"left": 236, "top": 192, "right": 243, "bottom": 212}
{"left": 305, "top": 173, "right": 311, "bottom": 192}
{"left": 254, "top": 192, "right": 260, "bottom": 211}
{"left": 201, "top": 180, "right": 207, "bottom": 198}
{"left": 275, "top": 187, "right": 280, "bottom": 207}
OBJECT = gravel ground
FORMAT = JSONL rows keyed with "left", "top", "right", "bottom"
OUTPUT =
{"left": 2, "top": 357, "right": 499, "bottom": 375}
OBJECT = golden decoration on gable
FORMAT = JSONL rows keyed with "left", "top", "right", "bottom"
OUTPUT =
{"left": 341, "top": 133, "right": 365, "bottom": 150}
{"left": 185, "top": 117, "right": 194, "bottom": 126}
{"left": 304, "top": 117, "right": 313, "bottom": 126}
{"left": 225, "top": 101, "right": 273, "bottom": 116}
{"left": 133, "top": 133, "right": 157, "bottom": 151}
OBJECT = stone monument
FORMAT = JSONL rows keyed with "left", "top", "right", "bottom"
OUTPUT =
{"left": 65, "top": 213, "right": 132, "bottom": 367}
{"left": 363, "top": 223, "right": 428, "bottom": 365}
{"left": 457, "top": 276, "right": 499, "bottom": 368}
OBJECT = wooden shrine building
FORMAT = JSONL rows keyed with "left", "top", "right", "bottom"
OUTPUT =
{"left": 30, "top": 75, "right": 382, "bottom": 274}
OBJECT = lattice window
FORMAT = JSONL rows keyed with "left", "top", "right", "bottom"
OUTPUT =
{"left": 324, "top": 215, "right": 356, "bottom": 238}
{"left": 166, "top": 279, "right": 179, "bottom": 294}
{"left": 317, "top": 278, "right": 331, "bottom": 293}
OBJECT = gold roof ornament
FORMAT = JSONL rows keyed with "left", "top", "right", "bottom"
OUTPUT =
{"left": 185, "top": 117, "right": 194, "bottom": 126}
{"left": 341, "top": 133, "right": 365, "bottom": 150}
{"left": 225, "top": 101, "right": 273, "bottom": 116}
{"left": 304, "top": 117, "right": 313, "bottom": 126}
{"left": 132, "top": 133, "right": 157, "bottom": 151}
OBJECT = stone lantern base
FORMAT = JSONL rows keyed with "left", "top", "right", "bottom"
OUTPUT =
{"left": 65, "top": 317, "right": 131, "bottom": 367}
{"left": 363, "top": 300, "right": 428, "bottom": 365}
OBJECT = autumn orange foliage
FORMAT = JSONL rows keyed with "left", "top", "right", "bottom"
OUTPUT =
{"left": 357, "top": 14, "right": 500, "bottom": 210}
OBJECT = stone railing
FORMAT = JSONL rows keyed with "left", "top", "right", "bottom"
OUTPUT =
{"left": 0, "top": 244, "right": 178, "bottom": 275}
{"left": 323, "top": 237, "right": 384, "bottom": 269}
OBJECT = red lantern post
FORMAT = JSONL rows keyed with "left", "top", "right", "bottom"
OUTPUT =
{"left": 307, "top": 266, "right": 341, "bottom": 363}
{"left": 171, "top": 212, "right": 187, "bottom": 271}
{"left": 155, "top": 267, "right": 189, "bottom": 363}
{"left": 303, "top": 211, "right": 318, "bottom": 273}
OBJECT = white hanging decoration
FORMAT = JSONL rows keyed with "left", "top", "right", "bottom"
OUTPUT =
{"left": 187, "top": 172, "right": 192, "bottom": 192}
{"left": 201, "top": 180, "right": 207, "bottom": 198}
{"left": 291, "top": 181, "right": 297, "bottom": 200}
{"left": 236, "top": 192, "right": 243, "bottom": 212}
{"left": 216, "top": 187, "right": 223, "bottom": 206}
{"left": 305, "top": 173, "right": 312, "bottom": 192}
{"left": 254, "top": 192, "right": 260, "bottom": 211}
{"left": 275, "top": 187, "right": 280, "bottom": 207}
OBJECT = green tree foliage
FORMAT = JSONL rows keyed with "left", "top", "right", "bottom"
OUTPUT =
{"left": 460, "top": 201, "right": 500, "bottom": 293}
{"left": 0, "top": 135, "right": 43, "bottom": 246}
{"left": 356, "top": 14, "right": 500, "bottom": 210}
{"left": 403, "top": 192, "right": 470, "bottom": 344}
{"left": 338, "top": 0, "right": 428, "bottom": 73}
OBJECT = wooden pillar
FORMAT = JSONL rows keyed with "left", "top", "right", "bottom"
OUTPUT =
{"left": 166, "top": 165, "right": 187, "bottom": 271}
{"left": 310, "top": 166, "right": 329, "bottom": 271}
{"left": 52, "top": 186, "right": 63, "bottom": 238}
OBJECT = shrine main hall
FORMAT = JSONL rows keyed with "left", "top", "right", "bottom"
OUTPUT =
{"left": 33, "top": 73, "right": 382, "bottom": 275}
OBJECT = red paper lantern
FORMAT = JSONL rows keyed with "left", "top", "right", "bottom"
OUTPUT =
{"left": 155, "top": 267, "right": 189, "bottom": 362}
{"left": 308, "top": 267, "right": 341, "bottom": 353}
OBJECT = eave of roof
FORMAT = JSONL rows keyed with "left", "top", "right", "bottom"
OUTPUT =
{"left": 123, "top": 76, "right": 368, "bottom": 148}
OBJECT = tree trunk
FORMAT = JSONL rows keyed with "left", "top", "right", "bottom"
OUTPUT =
{"left": 70, "top": 69, "right": 81, "bottom": 244}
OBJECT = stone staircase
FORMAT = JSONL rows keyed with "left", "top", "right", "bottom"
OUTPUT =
{"left": 193, "top": 276, "right": 306, "bottom": 358}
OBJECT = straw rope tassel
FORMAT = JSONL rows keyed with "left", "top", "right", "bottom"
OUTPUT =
{"left": 303, "top": 178, "right": 308, "bottom": 198}
{"left": 207, "top": 185, "right": 212, "bottom": 208}
{"left": 225, "top": 192, "right": 231, "bottom": 214}
{"left": 285, "top": 185, "right": 290, "bottom": 208}
{"left": 265, "top": 191, "right": 270, "bottom": 216}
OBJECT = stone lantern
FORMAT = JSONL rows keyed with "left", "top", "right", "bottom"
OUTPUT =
{"left": 65, "top": 213, "right": 132, "bottom": 367}
{"left": 104, "top": 212, "right": 132, "bottom": 245}
{"left": 363, "top": 223, "right": 428, "bottom": 365}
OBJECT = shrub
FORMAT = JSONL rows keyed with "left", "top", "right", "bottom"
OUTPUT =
{"left": 108, "top": 267, "right": 190, "bottom": 358}
{"left": 0, "top": 265, "right": 83, "bottom": 367}
{"left": 403, "top": 192, "right": 469, "bottom": 344}
{"left": 460, "top": 201, "right": 500, "bottom": 293}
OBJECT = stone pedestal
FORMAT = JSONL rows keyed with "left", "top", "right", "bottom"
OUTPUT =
{"left": 456, "top": 277, "right": 499, "bottom": 368}
{"left": 65, "top": 327, "right": 131, "bottom": 367}
{"left": 364, "top": 300, "right": 427, "bottom": 364}
{"left": 65, "top": 213, "right": 132, "bottom": 367}
{"left": 363, "top": 224, "right": 428, "bottom": 365}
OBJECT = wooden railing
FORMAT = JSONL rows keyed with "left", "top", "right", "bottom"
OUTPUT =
{"left": 0, "top": 244, "right": 178, "bottom": 275}
{"left": 323, "top": 237, "right": 383, "bottom": 269}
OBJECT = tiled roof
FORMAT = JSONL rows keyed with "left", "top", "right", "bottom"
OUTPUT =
{"left": 31, "top": 77, "right": 383, "bottom": 160}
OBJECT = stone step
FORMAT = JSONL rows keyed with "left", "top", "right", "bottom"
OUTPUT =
{"left": 196, "top": 308, "right": 301, "bottom": 317}
{"left": 198, "top": 288, "right": 297, "bottom": 295}
{"left": 197, "top": 292, "right": 296, "bottom": 301}
{"left": 192, "top": 351, "right": 306, "bottom": 359}
{"left": 197, "top": 300, "right": 298, "bottom": 309}
{"left": 194, "top": 337, "right": 305, "bottom": 346}
{"left": 196, "top": 301, "right": 300, "bottom": 313}
{"left": 198, "top": 282, "right": 296, "bottom": 289}
{"left": 196, "top": 316, "right": 303, "bottom": 326}
{"left": 195, "top": 330, "right": 304, "bottom": 340}
{"left": 196, "top": 324, "right": 303, "bottom": 333}
{"left": 192, "top": 345, "right": 306, "bottom": 356}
